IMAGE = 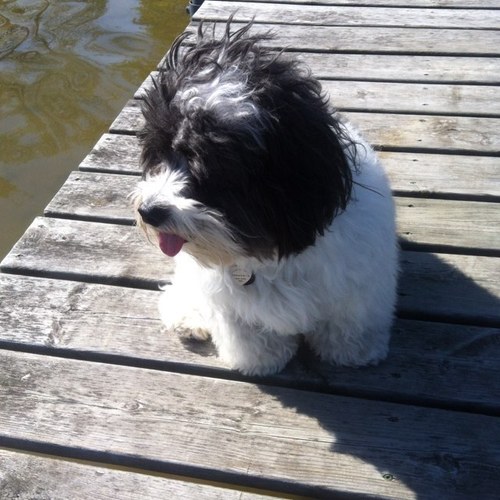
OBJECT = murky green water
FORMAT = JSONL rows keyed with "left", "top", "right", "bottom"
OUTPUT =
{"left": 0, "top": 0, "right": 189, "bottom": 259}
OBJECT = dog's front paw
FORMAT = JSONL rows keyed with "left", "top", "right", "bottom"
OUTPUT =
{"left": 161, "top": 310, "right": 212, "bottom": 341}
{"left": 171, "top": 321, "right": 211, "bottom": 341}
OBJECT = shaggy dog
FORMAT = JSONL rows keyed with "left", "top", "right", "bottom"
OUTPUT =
{"left": 134, "top": 22, "right": 398, "bottom": 376}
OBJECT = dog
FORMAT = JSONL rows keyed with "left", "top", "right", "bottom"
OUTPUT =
{"left": 133, "top": 22, "right": 398, "bottom": 376}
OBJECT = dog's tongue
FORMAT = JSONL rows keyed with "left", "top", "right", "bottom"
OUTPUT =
{"left": 158, "top": 233, "right": 185, "bottom": 257}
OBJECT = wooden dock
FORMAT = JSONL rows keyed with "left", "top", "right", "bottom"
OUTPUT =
{"left": 1, "top": 1, "right": 500, "bottom": 498}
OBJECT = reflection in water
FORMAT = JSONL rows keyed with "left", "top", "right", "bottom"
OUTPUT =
{"left": 0, "top": 0, "right": 187, "bottom": 258}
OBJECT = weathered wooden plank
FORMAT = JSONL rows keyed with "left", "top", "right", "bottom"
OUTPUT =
{"left": 1, "top": 273, "right": 499, "bottom": 412}
{"left": 351, "top": 112, "right": 500, "bottom": 154}
{"left": 1, "top": 218, "right": 499, "bottom": 324}
{"left": 0, "top": 275, "right": 165, "bottom": 356}
{"left": 196, "top": 2, "right": 500, "bottom": 29}
{"left": 398, "top": 251, "right": 500, "bottom": 326}
{"left": 0, "top": 217, "right": 171, "bottom": 289}
{"left": 1, "top": 350, "right": 500, "bottom": 499}
{"left": 44, "top": 172, "right": 500, "bottom": 254}
{"left": 109, "top": 100, "right": 143, "bottom": 135}
{"left": 79, "top": 133, "right": 141, "bottom": 174}
{"left": 0, "top": 449, "right": 267, "bottom": 500}
{"left": 396, "top": 196, "right": 500, "bottom": 254}
{"left": 299, "top": 54, "right": 500, "bottom": 84}
{"left": 110, "top": 100, "right": 500, "bottom": 154}
{"left": 136, "top": 75, "right": 500, "bottom": 117}
{"left": 103, "top": 98, "right": 218, "bottom": 133}
{"left": 45, "top": 171, "right": 138, "bottom": 224}
{"left": 75, "top": 134, "right": 500, "bottom": 198}
{"left": 153, "top": 54, "right": 500, "bottom": 85}
{"left": 323, "top": 81, "right": 500, "bottom": 117}
{"left": 189, "top": 22, "right": 500, "bottom": 56}
{"left": 378, "top": 151, "right": 500, "bottom": 199}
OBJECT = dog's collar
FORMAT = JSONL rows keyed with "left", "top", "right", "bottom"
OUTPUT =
{"left": 230, "top": 265, "right": 255, "bottom": 286}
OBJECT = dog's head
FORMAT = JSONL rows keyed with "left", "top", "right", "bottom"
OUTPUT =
{"left": 134, "top": 22, "right": 354, "bottom": 266}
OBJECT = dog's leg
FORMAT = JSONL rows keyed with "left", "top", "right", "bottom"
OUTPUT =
{"left": 211, "top": 319, "right": 299, "bottom": 376}
{"left": 158, "top": 285, "right": 212, "bottom": 341}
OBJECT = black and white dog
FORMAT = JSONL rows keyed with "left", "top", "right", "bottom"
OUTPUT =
{"left": 134, "top": 22, "right": 398, "bottom": 375}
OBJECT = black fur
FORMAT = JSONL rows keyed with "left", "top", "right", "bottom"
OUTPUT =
{"left": 139, "top": 21, "right": 354, "bottom": 258}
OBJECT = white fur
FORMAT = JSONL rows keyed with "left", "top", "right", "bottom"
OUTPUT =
{"left": 134, "top": 164, "right": 243, "bottom": 266}
{"left": 173, "top": 69, "right": 269, "bottom": 150}
{"left": 148, "top": 125, "right": 398, "bottom": 376}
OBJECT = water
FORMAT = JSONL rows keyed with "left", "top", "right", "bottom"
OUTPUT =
{"left": 0, "top": 0, "right": 189, "bottom": 259}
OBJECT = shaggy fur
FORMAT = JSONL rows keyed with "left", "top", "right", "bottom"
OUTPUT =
{"left": 134, "top": 22, "right": 398, "bottom": 376}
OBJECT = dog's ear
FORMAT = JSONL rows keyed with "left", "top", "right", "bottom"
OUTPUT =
{"left": 139, "top": 77, "right": 176, "bottom": 174}
{"left": 250, "top": 58, "right": 354, "bottom": 258}
{"left": 139, "top": 30, "right": 191, "bottom": 174}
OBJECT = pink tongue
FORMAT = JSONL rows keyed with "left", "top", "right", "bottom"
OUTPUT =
{"left": 158, "top": 233, "right": 185, "bottom": 257}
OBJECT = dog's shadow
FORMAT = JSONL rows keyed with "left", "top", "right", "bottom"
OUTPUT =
{"left": 177, "top": 244, "right": 499, "bottom": 498}
{"left": 246, "top": 246, "right": 499, "bottom": 498}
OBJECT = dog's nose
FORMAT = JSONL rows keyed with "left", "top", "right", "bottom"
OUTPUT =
{"left": 138, "top": 204, "right": 170, "bottom": 227}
